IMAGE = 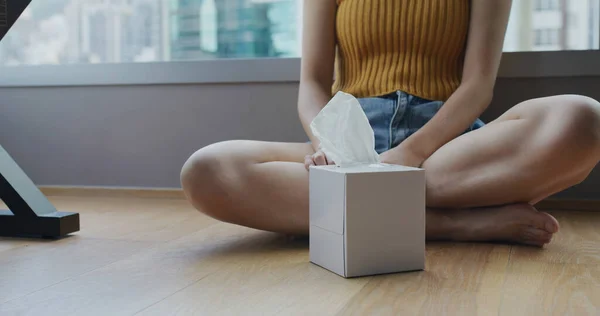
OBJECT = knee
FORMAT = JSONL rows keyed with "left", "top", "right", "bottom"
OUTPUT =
{"left": 180, "top": 141, "right": 241, "bottom": 220}
{"left": 180, "top": 143, "right": 222, "bottom": 205}
{"left": 180, "top": 145, "right": 218, "bottom": 194}
{"left": 546, "top": 95, "right": 600, "bottom": 151}
{"left": 538, "top": 95, "right": 600, "bottom": 183}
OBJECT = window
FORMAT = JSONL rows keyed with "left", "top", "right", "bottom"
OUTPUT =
{"left": 503, "top": 0, "right": 599, "bottom": 52}
{"left": 0, "top": 0, "right": 598, "bottom": 68}
{"left": 535, "top": 0, "right": 560, "bottom": 11}
{"left": 0, "top": 0, "right": 302, "bottom": 66}
{"left": 534, "top": 28, "right": 560, "bottom": 46}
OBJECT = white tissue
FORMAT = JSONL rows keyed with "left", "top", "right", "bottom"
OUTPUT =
{"left": 310, "top": 91, "right": 381, "bottom": 167}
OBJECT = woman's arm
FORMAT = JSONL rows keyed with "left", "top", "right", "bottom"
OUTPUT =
{"left": 389, "top": 0, "right": 513, "bottom": 166}
{"left": 298, "top": 0, "right": 337, "bottom": 153}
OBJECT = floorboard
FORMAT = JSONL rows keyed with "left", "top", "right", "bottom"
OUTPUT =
{"left": 499, "top": 261, "right": 600, "bottom": 315}
{"left": 1, "top": 195, "right": 599, "bottom": 315}
{"left": 0, "top": 237, "right": 153, "bottom": 305}
{"left": 510, "top": 211, "right": 600, "bottom": 265}
{"left": 338, "top": 244, "right": 510, "bottom": 316}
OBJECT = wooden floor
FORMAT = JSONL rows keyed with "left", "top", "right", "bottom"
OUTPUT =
{"left": 1, "top": 195, "right": 600, "bottom": 316}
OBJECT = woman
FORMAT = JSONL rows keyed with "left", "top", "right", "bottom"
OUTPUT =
{"left": 181, "top": 0, "right": 600, "bottom": 247}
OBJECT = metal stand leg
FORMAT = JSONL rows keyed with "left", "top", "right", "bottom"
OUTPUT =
{"left": 1, "top": 2, "right": 78, "bottom": 238}
{"left": 0, "top": 145, "right": 79, "bottom": 238}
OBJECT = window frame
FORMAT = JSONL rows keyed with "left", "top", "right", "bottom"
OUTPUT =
{"left": 1, "top": 2, "right": 599, "bottom": 88}
{"left": 1, "top": 50, "right": 600, "bottom": 88}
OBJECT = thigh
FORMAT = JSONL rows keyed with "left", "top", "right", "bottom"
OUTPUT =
{"left": 423, "top": 97, "right": 557, "bottom": 173}
{"left": 421, "top": 94, "right": 600, "bottom": 208}
{"left": 202, "top": 140, "right": 315, "bottom": 164}
{"left": 487, "top": 94, "right": 591, "bottom": 125}
{"left": 182, "top": 140, "right": 315, "bottom": 234}
{"left": 421, "top": 99, "right": 557, "bottom": 208}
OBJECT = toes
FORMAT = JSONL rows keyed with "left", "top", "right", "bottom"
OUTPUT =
{"left": 539, "top": 213, "right": 559, "bottom": 233}
{"left": 520, "top": 227, "right": 553, "bottom": 247}
{"left": 527, "top": 210, "right": 560, "bottom": 233}
{"left": 522, "top": 239, "right": 547, "bottom": 247}
{"left": 543, "top": 213, "right": 560, "bottom": 233}
{"left": 520, "top": 227, "right": 546, "bottom": 240}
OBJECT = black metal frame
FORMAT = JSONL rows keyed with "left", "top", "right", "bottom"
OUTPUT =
{"left": 1, "top": 1, "right": 79, "bottom": 238}
{"left": 0, "top": 0, "right": 31, "bottom": 41}
{"left": 0, "top": 145, "right": 80, "bottom": 238}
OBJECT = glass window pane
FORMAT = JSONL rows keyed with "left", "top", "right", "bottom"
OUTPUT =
{"left": 0, "top": 0, "right": 302, "bottom": 66}
{"left": 1, "top": 0, "right": 598, "bottom": 66}
{"left": 504, "top": 0, "right": 600, "bottom": 52}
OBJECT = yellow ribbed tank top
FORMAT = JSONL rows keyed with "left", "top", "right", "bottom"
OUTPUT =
{"left": 332, "top": 0, "right": 470, "bottom": 101}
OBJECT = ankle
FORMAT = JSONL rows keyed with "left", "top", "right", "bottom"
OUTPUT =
{"left": 426, "top": 208, "right": 463, "bottom": 241}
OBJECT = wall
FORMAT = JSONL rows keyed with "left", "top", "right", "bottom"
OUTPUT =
{"left": 0, "top": 83, "right": 305, "bottom": 188}
{"left": 1, "top": 77, "right": 599, "bottom": 199}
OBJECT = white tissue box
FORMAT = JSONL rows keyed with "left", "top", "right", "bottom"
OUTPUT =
{"left": 309, "top": 163, "right": 426, "bottom": 278}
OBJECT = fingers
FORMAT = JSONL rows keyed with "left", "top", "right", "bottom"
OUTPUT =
{"left": 313, "top": 151, "right": 328, "bottom": 166}
{"left": 304, "top": 155, "right": 315, "bottom": 171}
{"left": 304, "top": 151, "right": 335, "bottom": 171}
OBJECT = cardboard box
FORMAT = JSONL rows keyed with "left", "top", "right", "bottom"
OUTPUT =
{"left": 309, "top": 164, "right": 425, "bottom": 278}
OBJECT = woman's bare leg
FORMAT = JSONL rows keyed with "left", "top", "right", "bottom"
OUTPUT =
{"left": 181, "top": 141, "right": 313, "bottom": 234}
{"left": 422, "top": 95, "right": 600, "bottom": 245}
{"left": 180, "top": 140, "right": 559, "bottom": 246}
{"left": 423, "top": 95, "right": 600, "bottom": 208}
{"left": 181, "top": 95, "right": 600, "bottom": 246}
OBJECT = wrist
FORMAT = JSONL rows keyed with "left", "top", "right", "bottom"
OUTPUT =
{"left": 397, "top": 135, "right": 431, "bottom": 162}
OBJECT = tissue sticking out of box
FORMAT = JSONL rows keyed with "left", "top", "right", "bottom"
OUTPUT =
{"left": 309, "top": 91, "right": 381, "bottom": 167}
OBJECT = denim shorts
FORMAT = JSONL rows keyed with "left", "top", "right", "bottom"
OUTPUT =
{"left": 359, "top": 91, "right": 486, "bottom": 154}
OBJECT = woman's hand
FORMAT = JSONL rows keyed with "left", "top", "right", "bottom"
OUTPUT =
{"left": 379, "top": 145, "right": 426, "bottom": 168}
{"left": 304, "top": 150, "right": 335, "bottom": 170}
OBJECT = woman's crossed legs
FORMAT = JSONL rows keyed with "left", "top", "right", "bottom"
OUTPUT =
{"left": 181, "top": 95, "right": 600, "bottom": 246}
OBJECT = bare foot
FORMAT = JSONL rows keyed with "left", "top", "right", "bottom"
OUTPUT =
{"left": 427, "top": 203, "right": 560, "bottom": 247}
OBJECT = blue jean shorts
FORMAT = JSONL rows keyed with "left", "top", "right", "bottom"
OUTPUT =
{"left": 359, "top": 91, "right": 485, "bottom": 154}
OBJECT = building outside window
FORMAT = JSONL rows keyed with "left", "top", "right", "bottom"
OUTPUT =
{"left": 534, "top": 28, "right": 560, "bottom": 46}
{"left": 535, "top": 0, "right": 560, "bottom": 11}
{"left": 0, "top": 0, "right": 598, "bottom": 67}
